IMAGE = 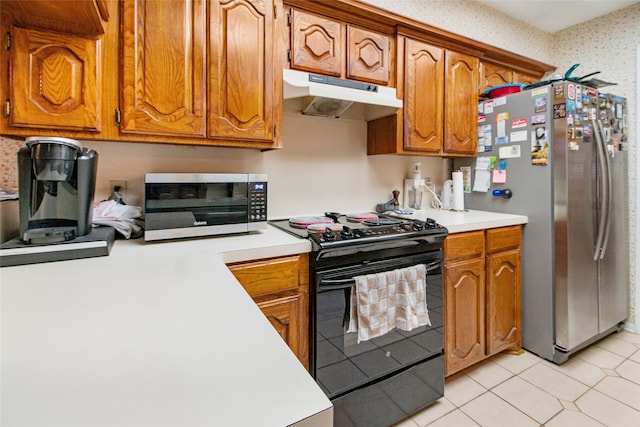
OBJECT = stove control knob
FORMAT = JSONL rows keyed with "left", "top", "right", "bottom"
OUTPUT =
{"left": 412, "top": 220, "right": 424, "bottom": 231}
{"left": 340, "top": 226, "right": 354, "bottom": 239}
{"left": 425, "top": 218, "right": 437, "bottom": 229}
{"left": 322, "top": 227, "right": 336, "bottom": 240}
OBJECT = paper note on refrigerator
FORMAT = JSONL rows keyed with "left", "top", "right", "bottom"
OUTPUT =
{"left": 472, "top": 157, "right": 492, "bottom": 192}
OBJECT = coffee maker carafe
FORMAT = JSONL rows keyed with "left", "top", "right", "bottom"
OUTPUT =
{"left": 18, "top": 137, "right": 98, "bottom": 244}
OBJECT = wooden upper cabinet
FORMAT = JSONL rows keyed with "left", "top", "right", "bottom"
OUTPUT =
{"left": 480, "top": 61, "right": 543, "bottom": 93}
{"left": 367, "top": 38, "right": 478, "bottom": 157}
{"left": 403, "top": 38, "right": 444, "bottom": 153}
{"left": 289, "top": 9, "right": 390, "bottom": 85}
{"left": 8, "top": 26, "right": 101, "bottom": 132}
{"left": 2, "top": 0, "right": 109, "bottom": 36}
{"left": 209, "top": 0, "right": 278, "bottom": 142}
{"left": 444, "top": 51, "right": 478, "bottom": 156}
{"left": 290, "top": 9, "right": 343, "bottom": 76}
{"left": 513, "top": 70, "right": 539, "bottom": 86}
{"left": 480, "top": 62, "right": 512, "bottom": 92}
{"left": 347, "top": 25, "right": 390, "bottom": 85}
{"left": 120, "top": 0, "right": 207, "bottom": 137}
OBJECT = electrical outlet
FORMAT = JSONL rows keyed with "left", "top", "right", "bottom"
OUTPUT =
{"left": 108, "top": 180, "right": 127, "bottom": 196}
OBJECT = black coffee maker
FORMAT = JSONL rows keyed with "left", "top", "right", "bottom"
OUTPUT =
{"left": 18, "top": 137, "right": 98, "bottom": 244}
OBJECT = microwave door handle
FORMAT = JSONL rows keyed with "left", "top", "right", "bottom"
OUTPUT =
{"left": 597, "top": 120, "right": 613, "bottom": 260}
{"left": 592, "top": 120, "right": 608, "bottom": 261}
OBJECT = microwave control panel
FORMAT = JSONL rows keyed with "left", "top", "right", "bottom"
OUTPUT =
{"left": 249, "top": 182, "right": 267, "bottom": 222}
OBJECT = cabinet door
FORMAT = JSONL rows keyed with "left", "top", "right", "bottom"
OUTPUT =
{"left": 486, "top": 250, "right": 522, "bottom": 355}
{"left": 290, "top": 9, "right": 343, "bottom": 77}
{"left": 444, "top": 50, "right": 478, "bottom": 156}
{"left": 9, "top": 26, "right": 100, "bottom": 131}
{"left": 256, "top": 292, "right": 306, "bottom": 366}
{"left": 513, "top": 70, "right": 539, "bottom": 86}
{"left": 403, "top": 38, "right": 444, "bottom": 153}
{"left": 120, "top": 0, "right": 206, "bottom": 137}
{"left": 480, "top": 62, "right": 513, "bottom": 93}
{"left": 347, "top": 25, "right": 390, "bottom": 85}
{"left": 444, "top": 258, "right": 485, "bottom": 376}
{"left": 209, "top": 0, "right": 277, "bottom": 141}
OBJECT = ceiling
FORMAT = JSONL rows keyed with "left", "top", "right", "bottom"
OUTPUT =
{"left": 475, "top": 0, "right": 640, "bottom": 33}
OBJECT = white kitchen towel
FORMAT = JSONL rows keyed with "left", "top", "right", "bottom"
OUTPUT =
{"left": 347, "top": 264, "right": 430, "bottom": 343}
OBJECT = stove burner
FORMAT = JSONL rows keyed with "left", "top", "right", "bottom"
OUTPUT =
{"left": 361, "top": 217, "right": 401, "bottom": 226}
{"left": 269, "top": 212, "right": 448, "bottom": 250}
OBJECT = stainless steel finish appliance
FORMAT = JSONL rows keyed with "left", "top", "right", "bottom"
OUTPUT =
{"left": 455, "top": 83, "right": 629, "bottom": 363}
{"left": 144, "top": 173, "right": 267, "bottom": 241}
{"left": 283, "top": 69, "right": 402, "bottom": 120}
{"left": 270, "top": 214, "right": 448, "bottom": 426}
{"left": 18, "top": 137, "right": 98, "bottom": 244}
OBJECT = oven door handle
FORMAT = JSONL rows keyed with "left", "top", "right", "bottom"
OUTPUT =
{"left": 318, "top": 260, "right": 441, "bottom": 291}
{"left": 318, "top": 278, "right": 356, "bottom": 291}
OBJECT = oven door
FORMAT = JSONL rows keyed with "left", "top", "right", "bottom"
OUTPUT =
{"left": 312, "top": 252, "right": 444, "bottom": 426}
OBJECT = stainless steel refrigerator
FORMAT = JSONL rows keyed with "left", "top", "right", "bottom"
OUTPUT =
{"left": 454, "top": 82, "right": 629, "bottom": 363}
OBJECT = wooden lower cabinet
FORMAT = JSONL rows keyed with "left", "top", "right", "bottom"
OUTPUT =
{"left": 444, "top": 226, "right": 522, "bottom": 376}
{"left": 227, "top": 254, "right": 309, "bottom": 369}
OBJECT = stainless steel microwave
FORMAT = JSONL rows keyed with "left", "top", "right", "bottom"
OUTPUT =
{"left": 144, "top": 173, "right": 267, "bottom": 241}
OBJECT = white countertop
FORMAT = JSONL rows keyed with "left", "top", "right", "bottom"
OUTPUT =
{"left": 0, "top": 209, "right": 526, "bottom": 427}
{"left": 0, "top": 228, "right": 328, "bottom": 427}
{"left": 395, "top": 208, "right": 528, "bottom": 234}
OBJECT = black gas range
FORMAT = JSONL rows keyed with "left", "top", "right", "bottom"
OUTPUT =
{"left": 269, "top": 212, "right": 448, "bottom": 253}
{"left": 270, "top": 212, "right": 448, "bottom": 427}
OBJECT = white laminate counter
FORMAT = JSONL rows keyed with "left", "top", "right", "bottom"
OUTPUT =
{"left": 0, "top": 227, "right": 331, "bottom": 427}
{"left": 0, "top": 209, "right": 526, "bottom": 427}
{"left": 397, "top": 208, "right": 528, "bottom": 234}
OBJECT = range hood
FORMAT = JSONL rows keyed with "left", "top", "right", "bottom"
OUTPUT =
{"left": 283, "top": 69, "right": 402, "bottom": 121}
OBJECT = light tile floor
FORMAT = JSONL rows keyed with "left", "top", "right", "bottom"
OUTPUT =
{"left": 394, "top": 330, "right": 640, "bottom": 426}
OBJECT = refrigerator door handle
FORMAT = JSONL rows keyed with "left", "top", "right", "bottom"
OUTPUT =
{"left": 597, "top": 120, "right": 613, "bottom": 260}
{"left": 592, "top": 119, "right": 610, "bottom": 261}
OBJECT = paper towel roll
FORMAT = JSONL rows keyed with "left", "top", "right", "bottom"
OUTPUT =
{"left": 452, "top": 171, "right": 465, "bottom": 211}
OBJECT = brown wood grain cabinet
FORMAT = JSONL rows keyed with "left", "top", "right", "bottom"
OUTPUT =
{"left": 480, "top": 61, "right": 542, "bottom": 93}
{"left": 227, "top": 254, "right": 309, "bottom": 369}
{"left": 208, "top": 0, "right": 280, "bottom": 142}
{"left": 443, "top": 50, "right": 479, "bottom": 156}
{"left": 120, "top": 0, "right": 207, "bottom": 137}
{"left": 289, "top": 9, "right": 391, "bottom": 85}
{"left": 6, "top": 26, "right": 102, "bottom": 132}
{"left": 444, "top": 226, "right": 522, "bottom": 376}
{"left": 1, "top": 0, "right": 282, "bottom": 149}
{"left": 367, "top": 38, "right": 478, "bottom": 157}
{"left": 121, "top": 0, "right": 281, "bottom": 145}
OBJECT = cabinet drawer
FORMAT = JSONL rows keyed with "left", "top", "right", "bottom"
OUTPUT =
{"left": 228, "top": 254, "right": 306, "bottom": 297}
{"left": 444, "top": 231, "right": 484, "bottom": 263}
{"left": 486, "top": 226, "right": 522, "bottom": 254}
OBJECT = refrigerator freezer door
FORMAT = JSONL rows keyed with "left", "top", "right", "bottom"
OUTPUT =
{"left": 597, "top": 95, "right": 629, "bottom": 332}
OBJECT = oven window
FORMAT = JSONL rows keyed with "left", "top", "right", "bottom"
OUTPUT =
{"left": 315, "top": 268, "right": 444, "bottom": 399}
{"left": 145, "top": 182, "right": 248, "bottom": 224}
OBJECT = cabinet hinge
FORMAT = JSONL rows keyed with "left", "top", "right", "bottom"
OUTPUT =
{"left": 274, "top": 124, "right": 277, "bottom": 139}
{"left": 287, "top": 49, "right": 291, "bottom": 62}
{"left": 273, "top": 3, "right": 277, "bottom": 19}
{"left": 114, "top": 108, "right": 121, "bottom": 126}
{"left": 286, "top": 13, "right": 291, "bottom": 27}
{"left": 5, "top": 32, "right": 10, "bottom": 50}
{"left": 4, "top": 99, "right": 10, "bottom": 118}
